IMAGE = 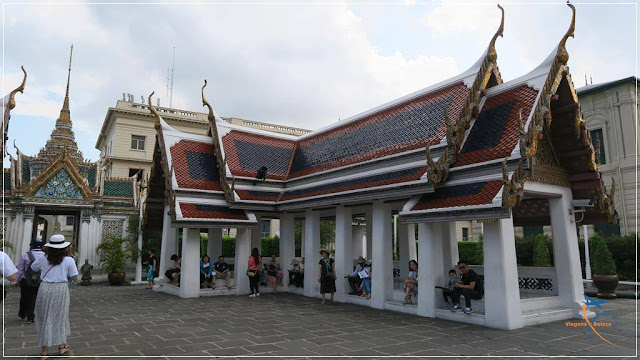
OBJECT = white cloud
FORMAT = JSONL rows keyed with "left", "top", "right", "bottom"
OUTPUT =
{"left": 4, "top": 3, "right": 460, "bottom": 161}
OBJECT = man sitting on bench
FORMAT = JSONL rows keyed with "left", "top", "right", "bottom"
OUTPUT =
{"left": 450, "top": 260, "right": 484, "bottom": 314}
{"left": 344, "top": 256, "right": 367, "bottom": 295}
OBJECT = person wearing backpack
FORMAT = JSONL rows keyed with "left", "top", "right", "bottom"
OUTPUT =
{"left": 15, "top": 239, "right": 45, "bottom": 324}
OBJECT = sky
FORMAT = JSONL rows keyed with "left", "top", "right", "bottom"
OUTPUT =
{"left": 2, "top": 0, "right": 637, "bottom": 163}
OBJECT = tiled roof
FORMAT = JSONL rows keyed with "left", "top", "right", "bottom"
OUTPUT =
{"left": 455, "top": 85, "right": 538, "bottom": 167}
{"left": 222, "top": 131, "right": 295, "bottom": 181}
{"left": 22, "top": 159, "right": 30, "bottom": 184}
{"left": 103, "top": 180, "right": 134, "bottom": 197}
{"left": 280, "top": 166, "right": 427, "bottom": 201}
{"left": 3, "top": 171, "right": 10, "bottom": 191}
{"left": 235, "top": 190, "right": 281, "bottom": 202}
{"left": 179, "top": 203, "right": 249, "bottom": 220}
{"left": 87, "top": 166, "right": 97, "bottom": 189}
{"left": 411, "top": 180, "right": 503, "bottom": 211}
{"left": 170, "top": 140, "right": 222, "bottom": 191}
{"left": 288, "top": 82, "right": 470, "bottom": 178}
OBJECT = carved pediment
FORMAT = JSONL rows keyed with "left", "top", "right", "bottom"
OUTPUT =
{"left": 34, "top": 168, "right": 84, "bottom": 200}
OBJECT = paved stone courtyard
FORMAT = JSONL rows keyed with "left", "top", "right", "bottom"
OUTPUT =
{"left": 2, "top": 284, "right": 637, "bottom": 359}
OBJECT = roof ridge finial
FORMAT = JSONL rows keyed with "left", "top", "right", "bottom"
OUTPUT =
{"left": 556, "top": 1, "right": 575, "bottom": 65}
{"left": 488, "top": 4, "right": 505, "bottom": 62}
{"left": 148, "top": 91, "right": 161, "bottom": 129}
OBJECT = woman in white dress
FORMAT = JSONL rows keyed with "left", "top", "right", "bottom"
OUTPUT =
{"left": 31, "top": 234, "right": 78, "bottom": 358}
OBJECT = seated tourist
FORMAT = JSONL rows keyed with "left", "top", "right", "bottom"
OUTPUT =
{"left": 440, "top": 269, "right": 460, "bottom": 309}
{"left": 344, "top": 256, "right": 366, "bottom": 295}
{"left": 165, "top": 254, "right": 181, "bottom": 285}
{"left": 288, "top": 258, "right": 304, "bottom": 288}
{"left": 200, "top": 255, "right": 213, "bottom": 289}
{"left": 403, "top": 260, "right": 418, "bottom": 305}
{"left": 265, "top": 255, "right": 283, "bottom": 293}
{"left": 212, "top": 256, "right": 231, "bottom": 289}
{"left": 359, "top": 261, "right": 372, "bottom": 300}
{"left": 450, "top": 260, "right": 484, "bottom": 314}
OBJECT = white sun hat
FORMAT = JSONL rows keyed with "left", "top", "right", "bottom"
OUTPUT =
{"left": 45, "top": 234, "right": 71, "bottom": 249}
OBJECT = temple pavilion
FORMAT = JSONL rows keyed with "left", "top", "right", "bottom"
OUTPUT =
{"left": 144, "top": 4, "right": 616, "bottom": 330}
{"left": 2, "top": 46, "right": 139, "bottom": 269}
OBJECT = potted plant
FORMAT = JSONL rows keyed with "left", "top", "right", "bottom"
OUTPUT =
{"left": 589, "top": 234, "right": 618, "bottom": 299}
{"left": 96, "top": 236, "right": 137, "bottom": 286}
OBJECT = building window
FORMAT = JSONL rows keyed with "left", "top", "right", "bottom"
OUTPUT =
{"left": 66, "top": 216, "right": 74, "bottom": 226}
{"left": 261, "top": 220, "right": 271, "bottom": 238}
{"left": 129, "top": 168, "right": 143, "bottom": 181}
{"left": 590, "top": 129, "right": 606, "bottom": 165}
{"left": 462, "top": 227, "right": 469, "bottom": 241}
{"left": 131, "top": 135, "right": 146, "bottom": 150}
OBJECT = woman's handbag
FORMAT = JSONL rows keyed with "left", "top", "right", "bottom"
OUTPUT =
{"left": 247, "top": 268, "right": 257, "bottom": 277}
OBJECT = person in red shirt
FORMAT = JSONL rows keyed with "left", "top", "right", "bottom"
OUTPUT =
{"left": 247, "top": 248, "right": 262, "bottom": 297}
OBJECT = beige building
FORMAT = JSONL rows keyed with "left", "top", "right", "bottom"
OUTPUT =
{"left": 96, "top": 98, "right": 309, "bottom": 237}
{"left": 577, "top": 76, "right": 638, "bottom": 236}
{"left": 96, "top": 99, "right": 310, "bottom": 181}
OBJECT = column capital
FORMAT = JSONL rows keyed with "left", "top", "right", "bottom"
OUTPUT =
{"left": 81, "top": 209, "right": 92, "bottom": 223}
{"left": 23, "top": 206, "right": 35, "bottom": 219}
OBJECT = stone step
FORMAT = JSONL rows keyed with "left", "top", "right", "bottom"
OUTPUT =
{"left": 520, "top": 296, "right": 561, "bottom": 312}
{"left": 521, "top": 307, "right": 575, "bottom": 327}
{"left": 436, "top": 308, "right": 486, "bottom": 326}
{"left": 385, "top": 300, "right": 417, "bottom": 315}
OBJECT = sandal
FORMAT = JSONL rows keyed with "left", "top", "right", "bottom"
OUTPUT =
{"left": 58, "top": 344, "right": 70, "bottom": 355}
{"left": 321, "top": 300, "right": 326, "bottom": 304}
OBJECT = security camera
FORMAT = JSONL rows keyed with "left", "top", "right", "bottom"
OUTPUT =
{"left": 571, "top": 199, "right": 593, "bottom": 208}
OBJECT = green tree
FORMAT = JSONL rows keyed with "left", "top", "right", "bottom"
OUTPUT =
{"left": 532, "top": 234, "right": 552, "bottom": 267}
{"left": 590, "top": 234, "right": 617, "bottom": 275}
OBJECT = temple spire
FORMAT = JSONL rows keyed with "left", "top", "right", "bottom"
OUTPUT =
{"left": 59, "top": 44, "right": 73, "bottom": 124}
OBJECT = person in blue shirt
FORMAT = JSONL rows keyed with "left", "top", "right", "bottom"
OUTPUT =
{"left": 212, "top": 256, "right": 231, "bottom": 289}
{"left": 200, "top": 255, "right": 213, "bottom": 289}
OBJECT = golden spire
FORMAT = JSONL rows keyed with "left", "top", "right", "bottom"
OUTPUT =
{"left": 59, "top": 44, "right": 73, "bottom": 124}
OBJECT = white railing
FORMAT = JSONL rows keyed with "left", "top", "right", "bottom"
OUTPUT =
{"left": 469, "top": 265, "right": 557, "bottom": 295}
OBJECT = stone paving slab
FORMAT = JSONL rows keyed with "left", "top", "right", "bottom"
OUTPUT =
{"left": 1, "top": 283, "right": 637, "bottom": 359}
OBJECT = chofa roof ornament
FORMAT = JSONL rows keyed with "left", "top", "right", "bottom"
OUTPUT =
{"left": 201, "top": 80, "right": 236, "bottom": 203}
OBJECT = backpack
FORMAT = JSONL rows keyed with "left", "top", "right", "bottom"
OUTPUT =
{"left": 24, "top": 252, "right": 41, "bottom": 287}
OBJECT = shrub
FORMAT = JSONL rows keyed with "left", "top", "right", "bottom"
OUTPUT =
{"left": 532, "top": 234, "right": 552, "bottom": 267}
{"left": 222, "top": 236, "right": 235, "bottom": 257}
{"left": 515, "top": 236, "right": 534, "bottom": 266}
{"left": 458, "top": 241, "right": 483, "bottom": 265}
{"left": 603, "top": 233, "right": 636, "bottom": 280}
{"left": 589, "top": 234, "right": 617, "bottom": 275}
{"left": 261, "top": 236, "right": 280, "bottom": 257}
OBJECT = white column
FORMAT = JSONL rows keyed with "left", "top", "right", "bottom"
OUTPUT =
{"left": 159, "top": 205, "right": 177, "bottom": 281}
{"left": 351, "top": 225, "right": 364, "bottom": 259}
{"left": 21, "top": 215, "right": 34, "bottom": 255}
{"left": 207, "top": 228, "right": 223, "bottom": 260}
{"left": 417, "top": 223, "right": 443, "bottom": 318}
{"left": 483, "top": 217, "right": 523, "bottom": 330}
{"left": 549, "top": 189, "right": 584, "bottom": 312}
{"left": 7, "top": 214, "right": 18, "bottom": 262}
{"left": 179, "top": 228, "right": 201, "bottom": 298}
{"left": 365, "top": 210, "right": 373, "bottom": 260}
{"left": 300, "top": 220, "right": 305, "bottom": 257}
{"left": 134, "top": 227, "right": 144, "bottom": 284}
{"left": 409, "top": 224, "right": 417, "bottom": 262}
{"left": 77, "top": 217, "right": 90, "bottom": 266}
{"left": 303, "top": 209, "right": 320, "bottom": 297}
{"left": 371, "top": 201, "right": 392, "bottom": 309}
{"left": 89, "top": 216, "right": 100, "bottom": 267}
{"left": 334, "top": 205, "right": 352, "bottom": 300}
{"left": 441, "top": 222, "right": 459, "bottom": 279}
{"left": 234, "top": 228, "right": 252, "bottom": 295}
{"left": 279, "top": 214, "right": 295, "bottom": 290}
{"left": 582, "top": 224, "right": 591, "bottom": 280}
{"left": 398, "top": 223, "right": 411, "bottom": 279}
{"left": 251, "top": 215, "right": 262, "bottom": 251}
{"left": 11, "top": 213, "right": 24, "bottom": 261}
